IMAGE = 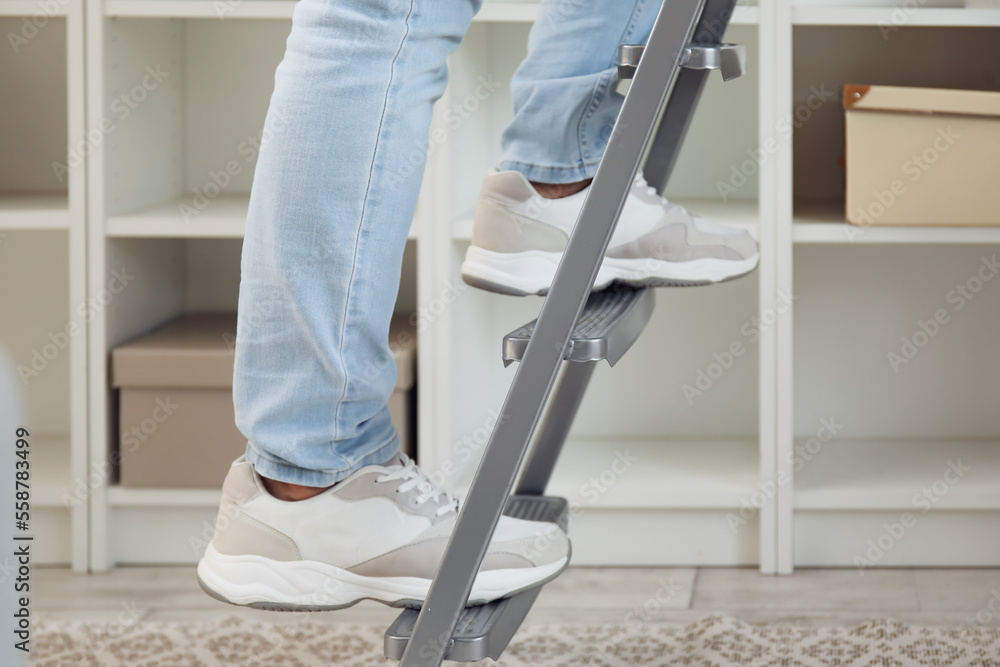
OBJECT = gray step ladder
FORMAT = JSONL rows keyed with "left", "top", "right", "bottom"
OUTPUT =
{"left": 386, "top": 0, "right": 745, "bottom": 663}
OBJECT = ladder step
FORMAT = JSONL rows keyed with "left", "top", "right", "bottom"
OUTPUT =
{"left": 383, "top": 495, "right": 569, "bottom": 662}
{"left": 617, "top": 42, "right": 747, "bottom": 81}
{"left": 384, "top": 587, "right": 542, "bottom": 662}
{"left": 504, "top": 494, "right": 569, "bottom": 532}
{"left": 503, "top": 286, "right": 654, "bottom": 366}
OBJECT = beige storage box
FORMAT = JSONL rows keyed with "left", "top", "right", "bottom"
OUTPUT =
{"left": 112, "top": 312, "right": 417, "bottom": 488}
{"left": 844, "top": 84, "right": 1000, "bottom": 227}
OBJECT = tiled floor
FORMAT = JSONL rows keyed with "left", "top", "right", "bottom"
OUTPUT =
{"left": 35, "top": 565, "right": 1000, "bottom": 629}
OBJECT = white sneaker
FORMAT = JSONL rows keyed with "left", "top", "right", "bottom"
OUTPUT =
{"left": 461, "top": 169, "right": 760, "bottom": 295}
{"left": 197, "top": 453, "right": 570, "bottom": 610}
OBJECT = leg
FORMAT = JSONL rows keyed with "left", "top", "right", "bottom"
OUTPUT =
{"left": 200, "top": 0, "right": 570, "bottom": 613}
{"left": 233, "top": 0, "right": 481, "bottom": 488}
{"left": 461, "top": 0, "right": 759, "bottom": 296}
{"left": 498, "top": 0, "right": 662, "bottom": 185}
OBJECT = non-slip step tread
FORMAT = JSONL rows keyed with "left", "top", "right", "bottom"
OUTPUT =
{"left": 503, "top": 286, "right": 654, "bottom": 366}
{"left": 383, "top": 496, "right": 569, "bottom": 662}
{"left": 384, "top": 587, "right": 542, "bottom": 663}
{"left": 505, "top": 494, "right": 569, "bottom": 532}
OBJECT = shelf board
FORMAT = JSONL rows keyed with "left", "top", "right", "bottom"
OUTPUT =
{"left": 102, "top": 1, "right": 760, "bottom": 24}
{"left": 116, "top": 438, "right": 756, "bottom": 509}
{"left": 447, "top": 437, "right": 759, "bottom": 509}
{"left": 0, "top": 194, "right": 70, "bottom": 230}
{"left": 476, "top": 1, "right": 539, "bottom": 22}
{"left": 794, "top": 438, "right": 1000, "bottom": 510}
{"left": 793, "top": 200, "right": 1000, "bottom": 244}
{"left": 453, "top": 198, "right": 759, "bottom": 241}
{"left": 548, "top": 437, "right": 760, "bottom": 509}
{"left": 0, "top": 1, "right": 68, "bottom": 16}
{"left": 107, "top": 195, "right": 248, "bottom": 238}
{"left": 107, "top": 194, "right": 417, "bottom": 239}
{"left": 32, "top": 435, "right": 73, "bottom": 508}
{"left": 477, "top": 3, "right": 759, "bottom": 24}
{"left": 107, "top": 487, "right": 223, "bottom": 507}
{"left": 674, "top": 198, "right": 760, "bottom": 240}
{"left": 792, "top": 6, "right": 1000, "bottom": 27}
{"left": 103, "top": 0, "right": 536, "bottom": 20}
{"left": 104, "top": 0, "right": 295, "bottom": 18}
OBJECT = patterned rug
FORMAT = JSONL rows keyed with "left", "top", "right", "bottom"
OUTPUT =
{"left": 31, "top": 614, "right": 1000, "bottom": 666}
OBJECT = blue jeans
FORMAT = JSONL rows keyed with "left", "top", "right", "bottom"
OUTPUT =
{"left": 235, "top": 0, "right": 660, "bottom": 486}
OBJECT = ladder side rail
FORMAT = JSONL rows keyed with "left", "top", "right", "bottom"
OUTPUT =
{"left": 514, "top": 360, "right": 598, "bottom": 497}
{"left": 513, "top": 286, "right": 656, "bottom": 496}
{"left": 642, "top": 0, "right": 739, "bottom": 195}
{"left": 398, "top": 0, "right": 708, "bottom": 663}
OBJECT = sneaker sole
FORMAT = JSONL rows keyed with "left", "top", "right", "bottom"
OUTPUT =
{"left": 196, "top": 542, "right": 570, "bottom": 612}
{"left": 461, "top": 246, "right": 759, "bottom": 296}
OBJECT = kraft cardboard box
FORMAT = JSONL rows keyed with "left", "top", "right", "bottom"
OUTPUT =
{"left": 844, "top": 84, "right": 1000, "bottom": 227}
{"left": 112, "top": 312, "right": 417, "bottom": 488}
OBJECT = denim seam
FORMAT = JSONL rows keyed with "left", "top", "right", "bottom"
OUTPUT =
{"left": 332, "top": 0, "right": 415, "bottom": 446}
{"left": 577, "top": 74, "right": 609, "bottom": 166}
{"left": 499, "top": 158, "right": 603, "bottom": 173}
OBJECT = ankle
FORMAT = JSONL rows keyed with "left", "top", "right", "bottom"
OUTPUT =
{"left": 530, "top": 178, "right": 592, "bottom": 200}
{"left": 260, "top": 475, "right": 334, "bottom": 502}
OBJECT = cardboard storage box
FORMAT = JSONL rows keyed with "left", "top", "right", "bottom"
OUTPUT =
{"left": 844, "top": 84, "right": 1000, "bottom": 227}
{"left": 112, "top": 312, "right": 417, "bottom": 488}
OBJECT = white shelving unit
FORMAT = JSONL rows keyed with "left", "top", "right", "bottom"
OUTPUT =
{"left": 0, "top": 1, "right": 87, "bottom": 570}
{"left": 777, "top": 18, "right": 1000, "bottom": 572}
{"left": 83, "top": 8, "right": 286, "bottom": 568}
{"left": 0, "top": 0, "right": 979, "bottom": 572}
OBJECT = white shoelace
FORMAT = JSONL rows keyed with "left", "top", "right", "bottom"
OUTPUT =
{"left": 375, "top": 457, "right": 459, "bottom": 517}
{"left": 634, "top": 172, "right": 681, "bottom": 211}
{"left": 634, "top": 172, "right": 743, "bottom": 237}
